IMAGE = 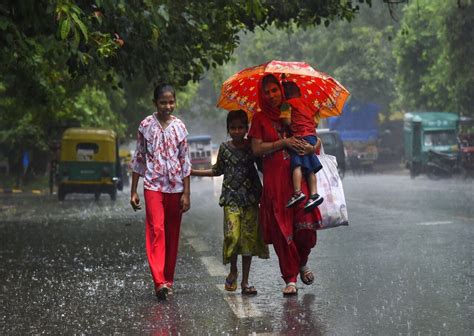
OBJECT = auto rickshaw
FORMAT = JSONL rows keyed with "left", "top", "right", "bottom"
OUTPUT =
{"left": 403, "top": 112, "right": 459, "bottom": 178}
{"left": 57, "top": 128, "right": 123, "bottom": 201}
{"left": 188, "top": 135, "right": 213, "bottom": 169}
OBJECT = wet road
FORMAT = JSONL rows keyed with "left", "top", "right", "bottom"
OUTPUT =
{"left": 1, "top": 173, "right": 472, "bottom": 335}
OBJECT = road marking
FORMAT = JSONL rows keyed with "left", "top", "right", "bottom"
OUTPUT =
{"left": 453, "top": 215, "right": 474, "bottom": 223}
{"left": 187, "top": 237, "right": 211, "bottom": 252}
{"left": 417, "top": 221, "right": 453, "bottom": 226}
{"left": 200, "top": 256, "right": 228, "bottom": 277}
{"left": 192, "top": 240, "right": 265, "bottom": 319}
{"left": 216, "top": 285, "right": 264, "bottom": 318}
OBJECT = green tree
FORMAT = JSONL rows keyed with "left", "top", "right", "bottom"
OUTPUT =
{"left": 6, "top": 1, "right": 407, "bottom": 184}
{"left": 393, "top": 0, "right": 474, "bottom": 116}
{"left": 181, "top": 0, "right": 400, "bottom": 140}
{"left": 1, "top": 0, "right": 370, "bottom": 86}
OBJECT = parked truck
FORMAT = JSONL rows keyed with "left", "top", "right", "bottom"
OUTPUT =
{"left": 403, "top": 112, "right": 459, "bottom": 178}
{"left": 328, "top": 99, "right": 380, "bottom": 171}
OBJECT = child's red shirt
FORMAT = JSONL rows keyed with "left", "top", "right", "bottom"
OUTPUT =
{"left": 287, "top": 98, "right": 317, "bottom": 137}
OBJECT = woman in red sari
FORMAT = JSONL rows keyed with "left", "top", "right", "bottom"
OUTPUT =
{"left": 248, "top": 74, "right": 322, "bottom": 296}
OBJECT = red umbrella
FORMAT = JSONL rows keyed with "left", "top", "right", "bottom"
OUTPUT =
{"left": 216, "top": 60, "right": 350, "bottom": 120}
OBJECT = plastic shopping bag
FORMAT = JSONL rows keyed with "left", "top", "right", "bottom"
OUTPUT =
{"left": 316, "top": 153, "right": 349, "bottom": 229}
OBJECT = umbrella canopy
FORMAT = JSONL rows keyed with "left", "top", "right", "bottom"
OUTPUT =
{"left": 216, "top": 60, "right": 350, "bottom": 120}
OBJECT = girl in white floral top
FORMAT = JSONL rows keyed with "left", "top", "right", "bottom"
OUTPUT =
{"left": 130, "top": 84, "right": 191, "bottom": 301}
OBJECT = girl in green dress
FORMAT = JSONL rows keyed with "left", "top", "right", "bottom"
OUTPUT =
{"left": 191, "top": 110, "right": 269, "bottom": 295}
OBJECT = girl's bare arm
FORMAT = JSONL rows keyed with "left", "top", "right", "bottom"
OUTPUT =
{"left": 181, "top": 175, "right": 190, "bottom": 212}
{"left": 191, "top": 169, "right": 215, "bottom": 177}
{"left": 130, "top": 172, "right": 141, "bottom": 211}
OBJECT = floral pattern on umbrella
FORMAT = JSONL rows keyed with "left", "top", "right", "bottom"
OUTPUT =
{"left": 217, "top": 60, "right": 350, "bottom": 121}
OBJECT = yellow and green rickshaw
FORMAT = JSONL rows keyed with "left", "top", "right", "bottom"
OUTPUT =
{"left": 57, "top": 128, "right": 123, "bottom": 201}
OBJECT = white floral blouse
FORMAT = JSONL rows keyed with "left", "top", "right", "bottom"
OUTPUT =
{"left": 131, "top": 114, "right": 191, "bottom": 193}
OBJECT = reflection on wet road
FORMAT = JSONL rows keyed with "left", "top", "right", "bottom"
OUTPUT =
{"left": 1, "top": 174, "right": 472, "bottom": 334}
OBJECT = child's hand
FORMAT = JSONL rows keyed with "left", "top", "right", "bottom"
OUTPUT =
{"left": 130, "top": 192, "right": 141, "bottom": 211}
{"left": 181, "top": 193, "right": 190, "bottom": 213}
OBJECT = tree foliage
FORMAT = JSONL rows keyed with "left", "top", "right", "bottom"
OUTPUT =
{"left": 228, "top": 2, "right": 399, "bottom": 115}
{"left": 393, "top": 0, "right": 474, "bottom": 116}
{"left": 0, "top": 1, "right": 371, "bottom": 159}
{"left": 1, "top": 0, "right": 371, "bottom": 86}
{"left": 181, "top": 1, "right": 399, "bottom": 141}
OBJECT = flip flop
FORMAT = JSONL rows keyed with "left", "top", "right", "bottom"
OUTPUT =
{"left": 283, "top": 282, "right": 298, "bottom": 296}
{"left": 300, "top": 266, "right": 314, "bottom": 285}
{"left": 241, "top": 285, "right": 258, "bottom": 296}
{"left": 224, "top": 274, "right": 238, "bottom": 292}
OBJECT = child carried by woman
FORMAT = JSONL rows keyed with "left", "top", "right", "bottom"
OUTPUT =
{"left": 281, "top": 80, "right": 324, "bottom": 211}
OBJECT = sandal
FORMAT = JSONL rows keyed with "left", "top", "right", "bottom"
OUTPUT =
{"left": 155, "top": 284, "right": 171, "bottom": 300}
{"left": 283, "top": 282, "right": 298, "bottom": 296}
{"left": 241, "top": 285, "right": 258, "bottom": 296}
{"left": 224, "top": 273, "right": 238, "bottom": 292}
{"left": 300, "top": 266, "right": 314, "bottom": 285}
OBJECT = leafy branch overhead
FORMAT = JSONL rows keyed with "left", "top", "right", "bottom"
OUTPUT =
{"left": 0, "top": 0, "right": 373, "bottom": 160}
{"left": 1, "top": 0, "right": 373, "bottom": 87}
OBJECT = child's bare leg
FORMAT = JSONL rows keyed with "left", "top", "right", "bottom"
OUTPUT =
{"left": 307, "top": 172, "right": 317, "bottom": 195}
{"left": 287, "top": 165, "right": 306, "bottom": 208}
{"left": 224, "top": 254, "right": 238, "bottom": 291}
{"left": 229, "top": 254, "right": 238, "bottom": 278}
{"left": 292, "top": 166, "right": 303, "bottom": 193}
{"left": 241, "top": 256, "right": 257, "bottom": 294}
{"left": 241, "top": 256, "right": 251, "bottom": 287}
{"left": 303, "top": 171, "right": 323, "bottom": 210}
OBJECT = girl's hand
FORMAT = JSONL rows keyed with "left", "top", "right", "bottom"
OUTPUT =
{"left": 181, "top": 193, "right": 190, "bottom": 213}
{"left": 130, "top": 192, "right": 141, "bottom": 211}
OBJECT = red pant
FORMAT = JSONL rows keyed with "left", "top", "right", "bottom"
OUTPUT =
{"left": 144, "top": 190, "right": 183, "bottom": 287}
{"left": 270, "top": 227, "right": 317, "bottom": 283}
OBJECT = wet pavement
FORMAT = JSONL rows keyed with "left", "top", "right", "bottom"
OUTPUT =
{"left": 1, "top": 172, "right": 473, "bottom": 335}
